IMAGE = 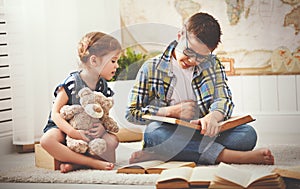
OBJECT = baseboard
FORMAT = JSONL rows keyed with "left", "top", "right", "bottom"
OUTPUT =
{"left": 16, "top": 143, "right": 36, "bottom": 153}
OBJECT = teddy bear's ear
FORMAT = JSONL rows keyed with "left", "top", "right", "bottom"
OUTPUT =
{"left": 107, "top": 97, "right": 114, "bottom": 104}
{"left": 78, "top": 87, "right": 92, "bottom": 98}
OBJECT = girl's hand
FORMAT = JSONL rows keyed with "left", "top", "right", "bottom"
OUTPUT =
{"left": 70, "top": 130, "right": 90, "bottom": 142}
{"left": 86, "top": 123, "right": 106, "bottom": 139}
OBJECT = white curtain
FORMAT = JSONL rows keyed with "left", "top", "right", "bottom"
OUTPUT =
{"left": 6, "top": 0, "right": 120, "bottom": 145}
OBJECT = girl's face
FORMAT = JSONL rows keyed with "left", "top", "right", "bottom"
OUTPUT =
{"left": 94, "top": 50, "right": 121, "bottom": 80}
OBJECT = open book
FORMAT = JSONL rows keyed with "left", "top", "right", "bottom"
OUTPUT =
{"left": 156, "top": 166, "right": 217, "bottom": 189}
{"left": 209, "top": 162, "right": 286, "bottom": 189}
{"left": 117, "top": 160, "right": 196, "bottom": 174}
{"left": 142, "top": 114, "right": 255, "bottom": 132}
{"left": 273, "top": 165, "right": 300, "bottom": 180}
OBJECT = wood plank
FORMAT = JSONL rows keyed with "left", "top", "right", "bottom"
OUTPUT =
{"left": 241, "top": 76, "right": 260, "bottom": 112}
{"left": 260, "top": 75, "right": 278, "bottom": 112}
{"left": 227, "top": 76, "right": 244, "bottom": 113}
{"left": 278, "top": 75, "right": 297, "bottom": 112}
{"left": 297, "top": 75, "right": 300, "bottom": 111}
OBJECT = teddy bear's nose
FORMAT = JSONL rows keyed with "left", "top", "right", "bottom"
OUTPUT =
{"left": 94, "top": 105, "right": 102, "bottom": 112}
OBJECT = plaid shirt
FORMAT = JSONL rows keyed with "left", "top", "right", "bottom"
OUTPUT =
{"left": 125, "top": 40, "right": 234, "bottom": 124}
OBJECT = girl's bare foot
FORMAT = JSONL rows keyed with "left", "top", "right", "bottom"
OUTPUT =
{"left": 129, "top": 150, "right": 165, "bottom": 164}
{"left": 217, "top": 148, "right": 275, "bottom": 165}
{"left": 91, "top": 160, "right": 114, "bottom": 170}
{"left": 60, "top": 160, "right": 114, "bottom": 173}
{"left": 60, "top": 163, "right": 83, "bottom": 173}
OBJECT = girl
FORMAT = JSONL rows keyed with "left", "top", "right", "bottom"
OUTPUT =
{"left": 40, "top": 32, "right": 121, "bottom": 173}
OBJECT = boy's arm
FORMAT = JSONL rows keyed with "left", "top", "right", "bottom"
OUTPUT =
{"left": 209, "top": 59, "right": 234, "bottom": 120}
{"left": 125, "top": 63, "right": 160, "bottom": 124}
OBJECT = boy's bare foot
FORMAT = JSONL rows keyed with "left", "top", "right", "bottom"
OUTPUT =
{"left": 129, "top": 150, "right": 166, "bottom": 164}
{"left": 217, "top": 148, "right": 275, "bottom": 165}
{"left": 241, "top": 148, "right": 274, "bottom": 165}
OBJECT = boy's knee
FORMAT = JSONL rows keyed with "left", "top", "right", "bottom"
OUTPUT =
{"left": 242, "top": 125, "right": 257, "bottom": 150}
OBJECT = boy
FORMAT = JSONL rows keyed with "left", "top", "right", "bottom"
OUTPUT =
{"left": 125, "top": 12, "right": 274, "bottom": 165}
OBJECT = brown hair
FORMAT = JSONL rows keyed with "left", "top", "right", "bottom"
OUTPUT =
{"left": 78, "top": 32, "right": 121, "bottom": 63}
{"left": 186, "top": 12, "right": 222, "bottom": 51}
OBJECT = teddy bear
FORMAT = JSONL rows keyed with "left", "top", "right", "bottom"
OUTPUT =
{"left": 60, "top": 87, "right": 119, "bottom": 157}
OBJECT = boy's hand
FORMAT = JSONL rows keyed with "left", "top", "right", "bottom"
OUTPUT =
{"left": 191, "top": 111, "right": 224, "bottom": 137}
{"left": 162, "top": 100, "right": 196, "bottom": 120}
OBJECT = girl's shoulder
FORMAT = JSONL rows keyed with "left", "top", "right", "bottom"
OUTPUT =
{"left": 53, "top": 72, "right": 77, "bottom": 98}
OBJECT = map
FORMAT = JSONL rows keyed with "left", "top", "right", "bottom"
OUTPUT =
{"left": 120, "top": 0, "right": 300, "bottom": 74}
{"left": 282, "top": 0, "right": 300, "bottom": 35}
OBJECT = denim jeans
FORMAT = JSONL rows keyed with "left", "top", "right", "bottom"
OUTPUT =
{"left": 143, "top": 121, "right": 257, "bottom": 164}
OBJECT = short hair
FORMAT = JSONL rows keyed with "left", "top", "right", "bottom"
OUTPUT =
{"left": 186, "top": 12, "right": 222, "bottom": 51}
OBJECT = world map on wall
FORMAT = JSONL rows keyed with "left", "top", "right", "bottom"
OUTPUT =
{"left": 174, "top": 0, "right": 300, "bottom": 34}
{"left": 224, "top": 0, "right": 300, "bottom": 34}
{"left": 120, "top": 0, "right": 300, "bottom": 75}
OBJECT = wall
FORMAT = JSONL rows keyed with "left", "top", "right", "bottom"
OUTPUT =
{"left": 120, "top": 0, "right": 300, "bottom": 72}
{"left": 228, "top": 75, "right": 300, "bottom": 145}
{"left": 0, "top": 0, "right": 120, "bottom": 155}
{"left": 0, "top": 0, "right": 299, "bottom": 155}
{"left": 109, "top": 77, "right": 300, "bottom": 146}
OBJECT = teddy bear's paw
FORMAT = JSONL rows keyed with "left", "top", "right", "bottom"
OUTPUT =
{"left": 88, "top": 138, "right": 107, "bottom": 157}
{"left": 66, "top": 138, "right": 88, "bottom": 154}
{"left": 109, "top": 126, "right": 119, "bottom": 133}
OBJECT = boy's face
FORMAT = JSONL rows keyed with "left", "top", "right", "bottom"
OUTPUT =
{"left": 176, "top": 27, "right": 212, "bottom": 69}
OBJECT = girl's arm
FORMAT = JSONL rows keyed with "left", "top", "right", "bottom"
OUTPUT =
{"left": 51, "top": 87, "right": 89, "bottom": 141}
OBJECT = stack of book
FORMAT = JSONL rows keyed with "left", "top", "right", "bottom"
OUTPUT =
{"left": 155, "top": 163, "right": 300, "bottom": 189}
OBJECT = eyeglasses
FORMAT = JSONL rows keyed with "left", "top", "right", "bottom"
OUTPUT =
{"left": 181, "top": 25, "right": 212, "bottom": 64}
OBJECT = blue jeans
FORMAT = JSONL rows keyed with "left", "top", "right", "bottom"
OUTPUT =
{"left": 143, "top": 121, "right": 257, "bottom": 164}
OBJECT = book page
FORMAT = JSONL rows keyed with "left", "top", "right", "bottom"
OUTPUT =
{"left": 149, "top": 161, "right": 196, "bottom": 170}
{"left": 156, "top": 167, "right": 193, "bottom": 183}
{"left": 273, "top": 166, "right": 300, "bottom": 180}
{"left": 142, "top": 115, "right": 177, "bottom": 124}
{"left": 119, "top": 160, "right": 164, "bottom": 169}
{"left": 215, "top": 162, "right": 251, "bottom": 188}
{"left": 189, "top": 166, "right": 217, "bottom": 183}
{"left": 248, "top": 171, "right": 277, "bottom": 185}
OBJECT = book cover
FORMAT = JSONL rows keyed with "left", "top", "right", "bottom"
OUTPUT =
{"left": 142, "top": 114, "right": 255, "bottom": 132}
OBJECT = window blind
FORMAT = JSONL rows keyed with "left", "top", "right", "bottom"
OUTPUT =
{"left": 0, "top": 1, "right": 13, "bottom": 136}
